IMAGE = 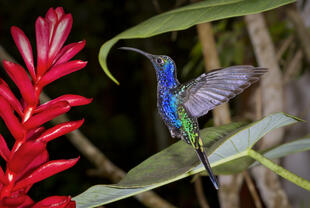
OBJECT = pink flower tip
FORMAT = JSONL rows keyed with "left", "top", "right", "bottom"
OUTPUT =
{"left": 53, "top": 40, "right": 86, "bottom": 66}
{"left": 24, "top": 101, "right": 71, "bottom": 129}
{"left": 35, "top": 95, "right": 91, "bottom": 114}
{"left": 2, "top": 59, "right": 36, "bottom": 106}
{"left": 13, "top": 157, "right": 80, "bottom": 191}
{"left": 0, "top": 77, "right": 23, "bottom": 116}
{"left": 38, "top": 60, "right": 87, "bottom": 88}
{"left": 55, "top": 7, "right": 65, "bottom": 20}
{"left": 10, "top": 26, "right": 20, "bottom": 34}
{"left": 36, "top": 119, "right": 85, "bottom": 143}
{"left": 10, "top": 26, "right": 36, "bottom": 79}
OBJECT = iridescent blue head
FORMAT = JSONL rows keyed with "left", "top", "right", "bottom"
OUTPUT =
{"left": 120, "top": 47, "right": 179, "bottom": 88}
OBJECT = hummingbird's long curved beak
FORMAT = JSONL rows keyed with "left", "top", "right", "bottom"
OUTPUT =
{"left": 119, "top": 47, "right": 153, "bottom": 60}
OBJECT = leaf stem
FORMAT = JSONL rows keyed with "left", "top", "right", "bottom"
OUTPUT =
{"left": 248, "top": 149, "right": 310, "bottom": 191}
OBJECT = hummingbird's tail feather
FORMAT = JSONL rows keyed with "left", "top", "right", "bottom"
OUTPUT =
{"left": 194, "top": 139, "right": 219, "bottom": 190}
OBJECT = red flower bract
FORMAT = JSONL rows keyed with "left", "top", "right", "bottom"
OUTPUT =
{"left": 0, "top": 7, "right": 90, "bottom": 207}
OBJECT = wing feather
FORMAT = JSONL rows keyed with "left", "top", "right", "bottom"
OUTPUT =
{"left": 179, "top": 66, "right": 267, "bottom": 117}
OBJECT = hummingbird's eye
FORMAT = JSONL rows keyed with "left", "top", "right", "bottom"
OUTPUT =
{"left": 156, "top": 58, "right": 164, "bottom": 66}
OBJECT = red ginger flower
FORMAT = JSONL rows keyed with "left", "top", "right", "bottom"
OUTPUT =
{"left": 0, "top": 7, "right": 91, "bottom": 207}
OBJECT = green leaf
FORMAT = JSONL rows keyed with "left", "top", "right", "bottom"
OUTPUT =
{"left": 73, "top": 113, "right": 302, "bottom": 207}
{"left": 98, "top": 0, "right": 295, "bottom": 84}
{"left": 214, "top": 136, "right": 310, "bottom": 174}
{"left": 251, "top": 135, "right": 310, "bottom": 168}
{"left": 117, "top": 122, "right": 245, "bottom": 188}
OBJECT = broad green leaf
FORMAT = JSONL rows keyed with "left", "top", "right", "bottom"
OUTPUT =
{"left": 74, "top": 136, "right": 310, "bottom": 208}
{"left": 98, "top": 0, "right": 295, "bottom": 84}
{"left": 214, "top": 136, "right": 310, "bottom": 174}
{"left": 263, "top": 135, "right": 310, "bottom": 159}
{"left": 250, "top": 135, "right": 310, "bottom": 168}
{"left": 184, "top": 113, "right": 301, "bottom": 175}
{"left": 117, "top": 122, "right": 245, "bottom": 188}
{"left": 73, "top": 113, "right": 302, "bottom": 207}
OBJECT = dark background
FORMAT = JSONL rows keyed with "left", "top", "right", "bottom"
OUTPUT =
{"left": 0, "top": 0, "right": 297, "bottom": 207}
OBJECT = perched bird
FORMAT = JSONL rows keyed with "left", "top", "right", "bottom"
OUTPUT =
{"left": 120, "top": 47, "right": 267, "bottom": 190}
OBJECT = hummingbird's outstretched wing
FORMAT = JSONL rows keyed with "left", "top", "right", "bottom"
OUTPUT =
{"left": 179, "top": 66, "right": 267, "bottom": 117}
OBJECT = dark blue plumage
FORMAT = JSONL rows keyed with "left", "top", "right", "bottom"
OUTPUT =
{"left": 121, "top": 47, "right": 267, "bottom": 190}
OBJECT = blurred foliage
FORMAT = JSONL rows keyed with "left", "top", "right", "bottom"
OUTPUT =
{"left": 0, "top": 0, "right": 302, "bottom": 207}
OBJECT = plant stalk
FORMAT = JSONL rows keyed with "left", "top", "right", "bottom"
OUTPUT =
{"left": 248, "top": 149, "right": 310, "bottom": 191}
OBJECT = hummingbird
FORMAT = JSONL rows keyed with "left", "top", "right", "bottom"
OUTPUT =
{"left": 120, "top": 47, "right": 267, "bottom": 189}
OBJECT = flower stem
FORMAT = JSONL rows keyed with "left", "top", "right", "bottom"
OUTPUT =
{"left": 248, "top": 149, "right": 310, "bottom": 191}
